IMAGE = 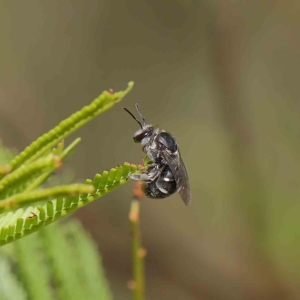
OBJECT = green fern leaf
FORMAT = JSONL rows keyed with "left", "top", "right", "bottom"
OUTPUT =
{"left": 0, "top": 82, "right": 134, "bottom": 177}
{"left": 25, "top": 137, "right": 81, "bottom": 192}
{"left": 0, "top": 219, "right": 113, "bottom": 300}
{"left": 64, "top": 222, "right": 113, "bottom": 299}
{"left": 0, "top": 154, "right": 61, "bottom": 199}
{"left": 0, "top": 138, "right": 82, "bottom": 200}
{"left": 0, "top": 162, "right": 137, "bottom": 246}
{"left": 14, "top": 230, "right": 54, "bottom": 300}
{"left": 0, "top": 184, "right": 94, "bottom": 210}
{"left": 41, "top": 221, "right": 113, "bottom": 300}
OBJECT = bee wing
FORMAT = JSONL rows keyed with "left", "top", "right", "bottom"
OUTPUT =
{"left": 161, "top": 150, "right": 191, "bottom": 206}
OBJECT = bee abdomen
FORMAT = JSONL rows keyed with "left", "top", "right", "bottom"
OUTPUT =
{"left": 141, "top": 166, "right": 177, "bottom": 199}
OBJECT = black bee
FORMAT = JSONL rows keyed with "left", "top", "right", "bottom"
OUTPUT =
{"left": 123, "top": 104, "right": 191, "bottom": 206}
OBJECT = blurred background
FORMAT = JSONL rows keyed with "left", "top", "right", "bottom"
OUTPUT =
{"left": 0, "top": 1, "right": 300, "bottom": 299}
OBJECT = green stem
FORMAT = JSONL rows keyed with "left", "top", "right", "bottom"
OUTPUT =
{"left": 0, "top": 155, "right": 61, "bottom": 198}
{"left": 129, "top": 200, "right": 145, "bottom": 300}
{"left": 0, "top": 184, "right": 94, "bottom": 209}
{"left": 26, "top": 138, "right": 81, "bottom": 192}
{"left": 0, "top": 82, "right": 134, "bottom": 177}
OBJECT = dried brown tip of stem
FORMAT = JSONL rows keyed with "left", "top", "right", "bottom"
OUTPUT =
{"left": 53, "top": 156, "right": 62, "bottom": 168}
{"left": 138, "top": 247, "right": 147, "bottom": 258}
{"left": 27, "top": 212, "right": 37, "bottom": 220}
{"left": 127, "top": 280, "right": 137, "bottom": 290}
{"left": 0, "top": 165, "right": 11, "bottom": 175}
{"left": 129, "top": 200, "right": 140, "bottom": 222}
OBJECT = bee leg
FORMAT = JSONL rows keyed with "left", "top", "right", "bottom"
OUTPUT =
{"left": 130, "top": 164, "right": 166, "bottom": 182}
{"left": 146, "top": 163, "right": 159, "bottom": 173}
{"left": 130, "top": 168, "right": 161, "bottom": 183}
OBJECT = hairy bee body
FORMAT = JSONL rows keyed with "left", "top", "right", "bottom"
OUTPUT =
{"left": 141, "top": 165, "right": 177, "bottom": 199}
{"left": 124, "top": 104, "right": 191, "bottom": 206}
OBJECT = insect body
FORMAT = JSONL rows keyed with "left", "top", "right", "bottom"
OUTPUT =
{"left": 140, "top": 165, "right": 177, "bottom": 199}
{"left": 124, "top": 104, "right": 191, "bottom": 206}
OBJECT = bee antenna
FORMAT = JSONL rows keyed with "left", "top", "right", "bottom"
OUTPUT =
{"left": 135, "top": 103, "right": 146, "bottom": 126}
{"left": 123, "top": 107, "right": 143, "bottom": 129}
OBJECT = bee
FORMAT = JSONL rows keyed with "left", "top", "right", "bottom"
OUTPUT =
{"left": 123, "top": 104, "right": 191, "bottom": 206}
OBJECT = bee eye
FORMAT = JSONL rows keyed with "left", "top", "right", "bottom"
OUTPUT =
{"left": 133, "top": 131, "right": 150, "bottom": 143}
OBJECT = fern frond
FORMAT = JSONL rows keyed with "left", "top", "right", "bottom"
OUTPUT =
{"left": 0, "top": 219, "right": 113, "bottom": 299}
{"left": 41, "top": 221, "right": 113, "bottom": 300}
{"left": 0, "top": 82, "right": 134, "bottom": 177}
{"left": 25, "top": 138, "right": 81, "bottom": 192}
{"left": 64, "top": 222, "right": 113, "bottom": 299}
{"left": 0, "top": 184, "right": 94, "bottom": 210}
{"left": 0, "top": 162, "right": 137, "bottom": 246}
{"left": 0, "top": 154, "right": 61, "bottom": 199}
{"left": 14, "top": 231, "right": 54, "bottom": 300}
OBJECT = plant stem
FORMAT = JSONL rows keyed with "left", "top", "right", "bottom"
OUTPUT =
{"left": 129, "top": 199, "right": 145, "bottom": 300}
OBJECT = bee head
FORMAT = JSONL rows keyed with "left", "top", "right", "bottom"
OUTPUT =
{"left": 133, "top": 124, "right": 155, "bottom": 144}
{"left": 123, "top": 104, "right": 155, "bottom": 144}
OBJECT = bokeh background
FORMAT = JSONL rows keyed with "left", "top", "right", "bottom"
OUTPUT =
{"left": 1, "top": 1, "right": 300, "bottom": 299}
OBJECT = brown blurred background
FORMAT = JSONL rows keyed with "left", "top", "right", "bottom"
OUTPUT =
{"left": 1, "top": 1, "right": 300, "bottom": 299}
